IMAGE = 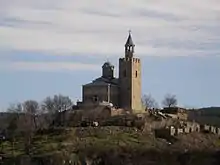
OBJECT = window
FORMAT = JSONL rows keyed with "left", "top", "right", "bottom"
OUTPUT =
{"left": 123, "top": 70, "right": 126, "bottom": 77}
{"left": 135, "top": 71, "right": 138, "bottom": 78}
{"left": 93, "top": 95, "right": 98, "bottom": 102}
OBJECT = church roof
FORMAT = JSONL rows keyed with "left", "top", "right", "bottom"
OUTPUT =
{"left": 83, "top": 77, "right": 118, "bottom": 87}
{"left": 83, "top": 81, "right": 110, "bottom": 87}
{"left": 125, "top": 32, "right": 135, "bottom": 46}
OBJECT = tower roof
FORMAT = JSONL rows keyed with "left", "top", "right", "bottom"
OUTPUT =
{"left": 125, "top": 31, "right": 135, "bottom": 46}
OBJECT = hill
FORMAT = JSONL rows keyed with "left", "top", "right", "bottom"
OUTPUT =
{"left": 188, "top": 107, "right": 220, "bottom": 126}
{"left": 0, "top": 126, "right": 220, "bottom": 165}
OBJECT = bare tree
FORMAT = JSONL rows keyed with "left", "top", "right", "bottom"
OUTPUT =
{"left": 7, "top": 103, "right": 23, "bottom": 113}
{"left": 7, "top": 100, "right": 39, "bottom": 114}
{"left": 6, "top": 114, "right": 19, "bottom": 156}
{"left": 142, "top": 94, "right": 159, "bottom": 110}
{"left": 23, "top": 100, "right": 41, "bottom": 130}
{"left": 23, "top": 100, "right": 39, "bottom": 114}
{"left": 7, "top": 100, "right": 40, "bottom": 155}
{"left": 162, "top": 94, "right": 177, "bottom": 108}
{"left": 22, "top": 100, "right": 40, "bottom": 154}
{"left": 42, "top": 94, "right": 72, "bottom": 113}
{"left": 41, "top": 94, "right": 73, "bottom": 127}
{"left": 41, "top": 96, "right": 54, "bottom": 113}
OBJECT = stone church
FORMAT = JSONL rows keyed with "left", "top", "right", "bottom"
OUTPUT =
{"left": 79, "top": 32, "right": 143, "bottom": 113}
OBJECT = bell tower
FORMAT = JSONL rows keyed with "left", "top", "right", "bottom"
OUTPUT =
{"left": 119, "top": 31, "right": 142, "bottom": 112}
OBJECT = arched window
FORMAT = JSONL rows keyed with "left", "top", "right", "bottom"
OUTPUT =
{"left": 93, "top": 95, "right": 98, "bottom": 102}
{"left": 123, "top": 70, "right": 126, "bottom": 77}
{"left": 135, "top": 71, "right": 138, "bottom": 78}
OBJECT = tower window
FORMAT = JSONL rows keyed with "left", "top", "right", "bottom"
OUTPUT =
{"left": 123, "top": 70, "right": 126, "bottom": 77}
{"left": 135, "top": 71, "right": 138, "bottom": 78}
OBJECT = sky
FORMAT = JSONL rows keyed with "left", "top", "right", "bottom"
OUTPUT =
{"left": 0, "top": 0, "right": 220, "bottom": 110}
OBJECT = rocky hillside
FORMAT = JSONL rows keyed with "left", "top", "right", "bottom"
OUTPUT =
{"left": 0, "top": 126, "right": 220, "bottom": 165}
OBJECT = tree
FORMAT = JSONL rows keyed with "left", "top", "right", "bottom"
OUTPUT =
{"left": 22, "top": 100, "right": 40, "bottom": 154}
{"left": 6, "top": 113, "right": 19, "bottom": 156}
{"left": 41, "top": 94, "right": 73, "bottom": 127}
{"left": 142, "top": 94, "right": 159, "bottom": 110}
{"left": 162, "top": 94, "right": 177, "bottom": 108}
{"left": 41, "top": 94, "right": 72, "bottom": 113}
{"left": 7, "top": 100, "right": 40, "bottom": 155}
{"left": 23, "top": 100, "right": 39, "bottom": 114}
{"left": 7, "top": 100, "right": 40, "bottom": 114}
{"left": 7, "top": 103, "right": 23, "bottom": 113}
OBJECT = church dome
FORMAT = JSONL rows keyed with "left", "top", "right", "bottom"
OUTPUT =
{"left": 102, "top": 61, "right": 114, "bottom": 79}
{"left": 102, "top": 61, "right": 114, "bottom": 68}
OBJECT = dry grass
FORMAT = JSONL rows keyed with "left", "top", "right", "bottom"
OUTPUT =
{"left": 171, "top": 132, "right": 220, "bottom": 151}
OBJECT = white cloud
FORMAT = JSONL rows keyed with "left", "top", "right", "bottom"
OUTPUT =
{"left": 0, "top": 0, "right": 220, "bottom": 57}
{"left": 0, "top": 61, "right": 100, "bottom": 72}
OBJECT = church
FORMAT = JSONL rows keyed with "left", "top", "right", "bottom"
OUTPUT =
{"left": 78, "top": 32, "right": 143, "bottom": 113}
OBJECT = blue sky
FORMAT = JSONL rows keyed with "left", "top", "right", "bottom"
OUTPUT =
{"left": 0, "top": 0, "right": 220, "bottom": 110}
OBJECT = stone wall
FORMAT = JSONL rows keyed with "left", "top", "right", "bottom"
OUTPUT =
{"left": 160, "top": 107, "right": 188, "bottom": 121}
{"left": 200, "top": 124, "right": 220, "bottom": 135}
{"left": 154, "top": 121, "right": 220, "bottom": 137}
{"left": 111, "top": 108, "right": 127, "bottom": 116}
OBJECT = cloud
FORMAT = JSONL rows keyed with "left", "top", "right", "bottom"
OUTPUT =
{"left": 0, "top": 61, "right": 100, "bottom": 72}
{"left": 0, "top": 0, "right": 220, "bottom": 57}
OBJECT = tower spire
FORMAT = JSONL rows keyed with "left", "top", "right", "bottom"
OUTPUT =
{"left": 125, "top": 30, "right": 134, "bottom": 46}
{"left": 125, "top": 30, "right": 135, "bottom": 58}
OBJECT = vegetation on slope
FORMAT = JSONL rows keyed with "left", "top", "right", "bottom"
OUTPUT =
{"left": 0, "top": 126, "right": 219, "bottom": 157}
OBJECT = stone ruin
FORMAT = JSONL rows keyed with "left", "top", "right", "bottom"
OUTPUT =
{"left": 200, "top": 124, "right": 220, "bottom": 135}
{"left": 154, "top": 120, "right": 220, "bottom": 138}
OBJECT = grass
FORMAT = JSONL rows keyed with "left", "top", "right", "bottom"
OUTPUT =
{"left": 0, "top": 127, "right": 145, "bottom": 156}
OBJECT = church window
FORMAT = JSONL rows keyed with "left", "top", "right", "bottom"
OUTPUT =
{"left": 135, "top": 71, "right": 138, "bottom": 78}
{"left": 93, "top": 95, "right": 98, "bottom": 102}
{"left": 123, "top": 70, "right": 126, "bottom": 77}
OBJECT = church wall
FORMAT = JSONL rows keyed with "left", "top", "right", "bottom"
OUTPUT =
{"left": 109, "top": 85, "right": 119, "bottom": 107}
{"left": 83, "top": 85, "right": 108, "bottom": 103}
{"left": 82, "top": 85, "right": 119, "bottom": 107}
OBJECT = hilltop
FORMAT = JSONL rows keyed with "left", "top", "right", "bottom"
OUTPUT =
{"left": 1, "top": 102, "right": 220, "bottom": 164}
{"left": 188, "top": 107, "right": 220, "bottom": 126}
